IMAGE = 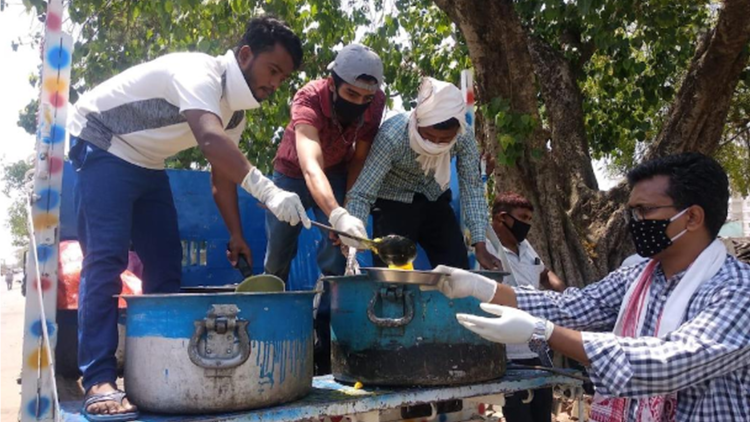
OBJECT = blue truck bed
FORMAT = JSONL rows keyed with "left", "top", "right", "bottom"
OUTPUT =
{"left": 59, "top": 370, "right": 583, "bottom": 421}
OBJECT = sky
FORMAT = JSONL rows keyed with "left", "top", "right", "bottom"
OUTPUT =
{"left": 0, "top": 4, "right": 621, "bottom": 267}
{"left": 0, "top": 5, "right": 42, "bottom": 267}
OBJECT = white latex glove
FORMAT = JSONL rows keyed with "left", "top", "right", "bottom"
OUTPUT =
{"left": 432, "top": 265, "right": 498, "bottom": 303}
{"left": 241, "top": 168, "right": 311, "bottom": 228}
{"left": 456, "top": 303, "right": 555, "bottom": 344}
{"left": 329, "top": 207, "right": 368, "bottom": 248}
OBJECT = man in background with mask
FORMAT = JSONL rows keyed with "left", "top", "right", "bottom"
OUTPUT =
{"left": 481, "top": 192, "right": 565, "bottom": 292}
{"left": 470, "top": 192, "right": 564, "bottom": 422}
{"left": 69, "top": 16, "right": 308, "bottom": 421}
{"left": 266, "top": 43, "right": 385, "bottom": 373}
{"left": 346, "top": 77, "right": 501, "bottom": 270}
{"left": 434, "top": 153, "right": 750, "bottom": 421}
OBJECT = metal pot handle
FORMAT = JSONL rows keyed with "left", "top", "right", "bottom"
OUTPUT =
{"left": 367, "top": 289, "right": 414, "bottom": 328}
{"left": 188, "top": 304, "right": 251, "bottom": 369}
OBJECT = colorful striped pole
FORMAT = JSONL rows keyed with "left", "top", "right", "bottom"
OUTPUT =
{"left": 20, "top": 0, "right": 72, "bottom": 420}
{"left": 461, "top": 69, "right": 475, "bottom": 134}
{"left": 461, "top": 69, "right": 482, "bottom": 180}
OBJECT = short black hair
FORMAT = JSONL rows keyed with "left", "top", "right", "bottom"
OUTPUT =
{"left": 493, "top": 192, "right": 534, "bottom": 215}
{"left": 432, "top": 118, "right": 460, "bottom": 131}
{"left": 237, "top": 16, "right": 303, "bottom": 70}
{"left": 331, "top": 71, "right": 378, "bottom": 89}
{"left": 627, "top": 152, "right": 729, "bottom": 237}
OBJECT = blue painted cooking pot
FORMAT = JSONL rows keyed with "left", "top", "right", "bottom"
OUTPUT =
{"left": 325, "top": 274, "right": 506, "bottom": 386}
{"left": 122, "top": 292, "right": 315, "bottom": 414}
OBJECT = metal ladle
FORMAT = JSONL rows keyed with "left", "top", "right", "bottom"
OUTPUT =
{"left": 309, "top": 221, "right": 417, "bottom": 267}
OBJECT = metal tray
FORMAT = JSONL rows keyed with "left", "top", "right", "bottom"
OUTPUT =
{"left": 361, "top": 267, "right": 448, "bottom": 286}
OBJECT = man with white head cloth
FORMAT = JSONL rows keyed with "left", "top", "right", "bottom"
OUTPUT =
{"left": 346, "top": 77, "right": 501, "bottom": 270}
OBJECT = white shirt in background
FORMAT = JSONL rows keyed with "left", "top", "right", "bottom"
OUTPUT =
{"left": 477, "top": 226, "right": 545, "bottom": 359}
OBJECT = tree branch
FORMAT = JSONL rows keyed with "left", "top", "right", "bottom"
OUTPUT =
{"left": 527, "top": 35, "right": 599, "bottom": 199}
{"left": 646, "top": 0, "right": 750, "bottom": 160}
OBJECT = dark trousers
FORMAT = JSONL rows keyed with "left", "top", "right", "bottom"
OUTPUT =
{"left": 264, "top": 171, "right": 347, "bottom": 282}
{"left": 503, "top": 358, "right": 553, "bottom": 422}
{"left": 371, "top": 191, "right": 469, "bottom": 269}
{"left": 263, "top": 171, "right": 347, "bottom": 375}
{"left": 72, "top": 140, "right": 182, "bottom": 392}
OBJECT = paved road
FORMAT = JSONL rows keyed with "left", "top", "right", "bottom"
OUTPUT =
{"left": 1, "top": 282, "right": 25, "bottom": 421}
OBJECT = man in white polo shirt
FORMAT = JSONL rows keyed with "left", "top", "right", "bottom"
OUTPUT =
{"left": 68, "top": 16, "right": 307, "bottom": 421}
{"left": 469, "top": 191, "right": 564, "bottom": 422}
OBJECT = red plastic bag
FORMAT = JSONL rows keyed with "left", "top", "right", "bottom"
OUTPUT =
{"left": 57, "top": 241, "right": 143, "bottom": 309}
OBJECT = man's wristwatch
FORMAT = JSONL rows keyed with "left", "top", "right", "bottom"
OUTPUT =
{"left": 528, "top": 319, "right": 554, "bottom": 367}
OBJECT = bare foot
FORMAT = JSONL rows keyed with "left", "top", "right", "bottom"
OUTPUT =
{"left": 85, "top": 382, "right": 137, "bottom": 416}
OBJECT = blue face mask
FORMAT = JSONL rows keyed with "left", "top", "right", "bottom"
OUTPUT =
{"left": 628, "top": 208, "right": 688, "bottom": 257}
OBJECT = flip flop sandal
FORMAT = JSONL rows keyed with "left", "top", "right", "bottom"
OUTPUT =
{"left": 81, "top": 390, "right": 139, "bottom": 422}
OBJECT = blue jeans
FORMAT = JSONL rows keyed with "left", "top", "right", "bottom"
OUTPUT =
{"left": 72, "top": 140, "right": 182, "bottom": 392}
{"left": 264, "top": 171, "right": 347, "bottom": 282}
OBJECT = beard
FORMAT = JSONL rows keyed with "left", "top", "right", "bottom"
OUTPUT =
{"left": 242, "top": 58, "right": 267, "bottom": 101}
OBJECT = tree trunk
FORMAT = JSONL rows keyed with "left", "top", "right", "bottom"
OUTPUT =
{"left": 433, "top": 0, "right": 603, "bottom": 286}
{"left": 433, "top": 0, "right": 750, "bottom": 286}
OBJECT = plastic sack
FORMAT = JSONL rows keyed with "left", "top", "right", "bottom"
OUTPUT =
{"left": 57, "top": 240, "right": 143, "bottom": 309}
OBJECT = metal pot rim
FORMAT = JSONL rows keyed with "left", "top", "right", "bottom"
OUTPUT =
{"left": 362, "top": 267, "right": 447, "bottom": 286}
{"left": 322, "top": 269, "right": 510, "bottom": 285}
{"left": 120, "top": 290, "right": 321, "bottom": 299}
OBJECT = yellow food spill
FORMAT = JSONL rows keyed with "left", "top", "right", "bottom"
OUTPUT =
{"left": 388, "top": 262, "right": 414, "bottom": 270}
{"left": 353, "top": 381, "right": 364, "bottom": 389}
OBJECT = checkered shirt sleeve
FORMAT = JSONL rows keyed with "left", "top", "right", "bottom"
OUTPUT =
{"left": 346, "top": 115, "right": 400, "bottom": 223}
{"left": 455, "top": 133, "right": 487, "bottom": 243}
{"left": 518, "top": 257, "right": 750, "bottom": 420}
{"left": 515, "top": 264, "right": 638, "bottom": 331}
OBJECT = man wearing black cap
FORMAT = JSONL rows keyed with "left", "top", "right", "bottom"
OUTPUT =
{"left": 265, "top": 44, "right": 385, "bottom": 281}
{"left": 266, "top": 43, "right": 386, "bottom": 373}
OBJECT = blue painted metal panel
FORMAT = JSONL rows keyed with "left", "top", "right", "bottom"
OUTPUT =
{"left": 58, "top": 159, "right": 467, "bottom": 290}
{"left": 59, "top": 162, "right": 318, "bottom": 288}
{"left": 59, "top": 161, "right": 78, "bottom": 241}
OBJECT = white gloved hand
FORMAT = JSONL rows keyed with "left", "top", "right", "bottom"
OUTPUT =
{"left": 241, "top": 168, "right": 311, "bottom": 228}
{"left": 456, "top": 303, "right": 555, "bottom": 344}
{"left": 432, "top": 265, "right": 498, "bottom": 303}
{"left": 329, "top": 207, "right": 368, "bottom": 248}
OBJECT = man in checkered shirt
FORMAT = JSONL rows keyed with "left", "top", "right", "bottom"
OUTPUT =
{"left": 434, "top": 153, "right": 750, "bottom": 421}
{"left": 346, "top": 77, "right": 502, "bottom": 270}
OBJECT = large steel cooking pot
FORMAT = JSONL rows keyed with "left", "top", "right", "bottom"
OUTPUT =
{"left": 122, "top": 291, "right": 315, "bottom": 413}
{"left": 325, "top": 274, "right": 506, "bottom": 387}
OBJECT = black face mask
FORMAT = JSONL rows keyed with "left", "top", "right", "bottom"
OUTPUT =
{"left": 503, "top": 214, "right": 531, "bottom": 243}
{"left": 628, "top": 209, "right": 688, "bottom": 258}
{"left": 333, "top": 93, "right": 370, "bottom": 126}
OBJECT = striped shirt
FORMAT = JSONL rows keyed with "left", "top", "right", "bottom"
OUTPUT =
{"left": 69, "top": 50, "right": 249, "bottom": 169}
{"left": 346, "top": 112, "right": 488, "bottom": 243}
{"left": 516, "top": 256, "right": 750, "bottom": 421}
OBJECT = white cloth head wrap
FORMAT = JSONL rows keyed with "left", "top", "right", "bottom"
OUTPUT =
{"left": 408, "top": 77, "right": 466, "bottom": 189}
